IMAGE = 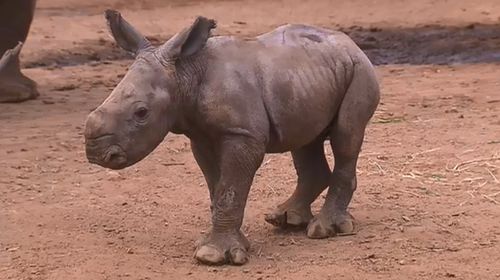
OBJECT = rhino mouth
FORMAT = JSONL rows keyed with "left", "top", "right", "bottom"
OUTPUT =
{"left": 85, "top": 135, "right": 128, "bottom": 170}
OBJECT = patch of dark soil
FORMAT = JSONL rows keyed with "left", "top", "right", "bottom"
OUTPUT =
{"left": 342, "top": 23, "right": 500, "bottom": 65}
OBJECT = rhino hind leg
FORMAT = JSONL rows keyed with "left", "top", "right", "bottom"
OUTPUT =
{"left": 265, "top": 139, "right": 330, "bottom": 228}
{"left": 0, "top": 42, "right": 39, "bottom": 103}
{"left": 307, "top": 63, "right": 380, "bottom": 239}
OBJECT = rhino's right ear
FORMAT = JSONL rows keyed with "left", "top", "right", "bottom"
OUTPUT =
{"left": 157, "top": 16, "right": 216, "bottom": 62}
{"left": 105, "top": 9, "right": 151, "bottom": 56}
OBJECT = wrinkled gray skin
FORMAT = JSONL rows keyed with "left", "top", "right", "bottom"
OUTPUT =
{"left": 85, "top": 10, "right": 380, "bottom": 266}
{"left": 0, "top": 0, "right": 39, "bottom": 103}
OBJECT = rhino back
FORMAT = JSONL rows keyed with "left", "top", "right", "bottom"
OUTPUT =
{"left": 197, "top": 26, "right": 368, "bottom": 152}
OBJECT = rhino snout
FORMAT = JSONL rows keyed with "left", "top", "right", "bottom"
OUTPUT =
{"left": 84, "top": 109, "right": 109, "bottom": 140}
{"left": 85, "top": 135, "right": 128, "bottom": 170}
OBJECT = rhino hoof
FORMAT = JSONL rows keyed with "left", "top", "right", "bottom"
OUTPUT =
{"left": 264, "top": 204, "right": 313, "bottom": 228}
{"left": 306, "top": 212, "right": 356, "bottom": 239}
{"left": 195, "top": 244, "right": 249, "bottom": 266}
{"left": 194, "top": 231, "right": 250, "bottom": 266}
{"left": 0, "top": 43, "right": 40, "bottom": 103}
{"left": 194, "top": 244, "right": 225, "bottom": 265}
{"left": 229, "top": 247, "right": 249, "bottom": 265}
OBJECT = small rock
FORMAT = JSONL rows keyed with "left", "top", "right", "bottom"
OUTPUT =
{"left": 42, "top": 100, "right": 55, "bottom": 105}
{"left": 366, "top": 253, "right": 376, "bottom": 259}
{"left": 54, "top": 84, "right": 78, "bottom": 91}
{"left": 451, "top": 211, "right": 465, "bottom": 217}
{"left": 478, "top": 240, "right": 491, "bottom": 246}
{"left": 126, "top": 248, "right": 133, "bottom": 254}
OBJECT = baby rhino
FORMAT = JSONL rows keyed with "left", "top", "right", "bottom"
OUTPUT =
{"left": 85, "top": 10, "right": 380, "bottom": 265}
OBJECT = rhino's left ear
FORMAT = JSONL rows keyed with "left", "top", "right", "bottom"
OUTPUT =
{"left": 105, "top": 9, "right": 152, "bottom": 56}
{"left": 158, "top": 16, "right": 216, "bottom": 62}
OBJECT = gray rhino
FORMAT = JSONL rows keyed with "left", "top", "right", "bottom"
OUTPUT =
{"left": 85, "top": 10, "right": 380, "bottom": 266}
{"left": 0, "top": 0, "right": 39, "bottom": 103}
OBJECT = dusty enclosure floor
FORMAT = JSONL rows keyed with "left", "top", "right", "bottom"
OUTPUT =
{"left": 1, "top": 0, "right": 500, "bottom": 279}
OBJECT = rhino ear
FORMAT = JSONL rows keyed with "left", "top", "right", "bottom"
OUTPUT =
{"left": 105, "top": 9, "right": 151, "bottom": 56}
{"left": 158, "top": 16, "right": 216, "bottom": 62}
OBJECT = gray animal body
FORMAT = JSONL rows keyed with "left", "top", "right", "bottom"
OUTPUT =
{"left": 0, "top": 0, "right": 39, "bottom": 103}
{"left": 85, "top": 10, "right": 380, "bottom": 265}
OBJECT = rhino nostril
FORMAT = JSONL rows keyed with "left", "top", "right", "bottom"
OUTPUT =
{"left": 103, "top": 145, "right": 127, "bottom": 164}
{"left": 106, "top": 151, "right": 121, "bottom": 162}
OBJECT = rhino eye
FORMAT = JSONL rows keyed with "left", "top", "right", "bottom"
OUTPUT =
{"left": 134, "top": 107, "right": 149, "bottom": 120}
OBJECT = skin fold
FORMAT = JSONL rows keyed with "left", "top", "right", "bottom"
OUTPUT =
{"left": 0, "top": 0, "right": 39, "bottom": 103}
{"left": 84, "top": 10, "right": 380, "bottom": 266}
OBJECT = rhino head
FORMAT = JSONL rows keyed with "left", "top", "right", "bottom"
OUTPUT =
{"left": 84, "top": 10, "right": 215, "bottom": 169}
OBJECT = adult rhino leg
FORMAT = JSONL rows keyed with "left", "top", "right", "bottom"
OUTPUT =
{"left": 194, "top": 136, "right": 265, "bottom": 265}
{"left": 265, "top": 138, "right": 330, "bottom": 228}
{"left": 0, "top": 43, "right": 39, "bottom": 103}
{"left": 0, "top": 0, "right": 36, "bottom": 54}
{"left": 0, "top": 0, "right": 38, "bottom": 103}
{"left": 307, "top": 64, "right": 380, "bottom": 239}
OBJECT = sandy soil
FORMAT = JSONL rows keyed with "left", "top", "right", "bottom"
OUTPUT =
{"left": 1, "top": 0, "right": 500, "bottom": 279}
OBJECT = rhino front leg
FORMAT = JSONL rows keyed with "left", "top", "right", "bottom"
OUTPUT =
{"left": 194, "top": 135, "right": 265, "bottom": 265}
{"left": 191, "top": 140, "right": 220, "bottom": 200}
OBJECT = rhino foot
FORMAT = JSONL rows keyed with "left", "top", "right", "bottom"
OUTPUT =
{"left": 264, "top": 201, "right": 313, "bottom": 228}
{"left": 0, "top": 78, "right": 39, "bottom": 103}
{"left": 0, "top": 42, "right": 39, "bottom": 103}
{"left": 306, "top": 211, "right": 356, "bottom": 239}
{"left": 194, "top": 230, "right": 250, "bottom": 266}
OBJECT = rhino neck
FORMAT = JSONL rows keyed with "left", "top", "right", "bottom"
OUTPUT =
{"left": 170, "top": 51, "right": 209, "bottom": 134}
{"left": 175, "top": 51, "right": 208, "bottom": 97}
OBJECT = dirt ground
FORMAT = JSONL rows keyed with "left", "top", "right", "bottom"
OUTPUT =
{"left": 1, "top": 0, "right": 500, "bottom": 279}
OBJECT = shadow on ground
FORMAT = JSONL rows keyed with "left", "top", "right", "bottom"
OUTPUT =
{"left": 23, "top": 23, "right": 500, "bottom": 68}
